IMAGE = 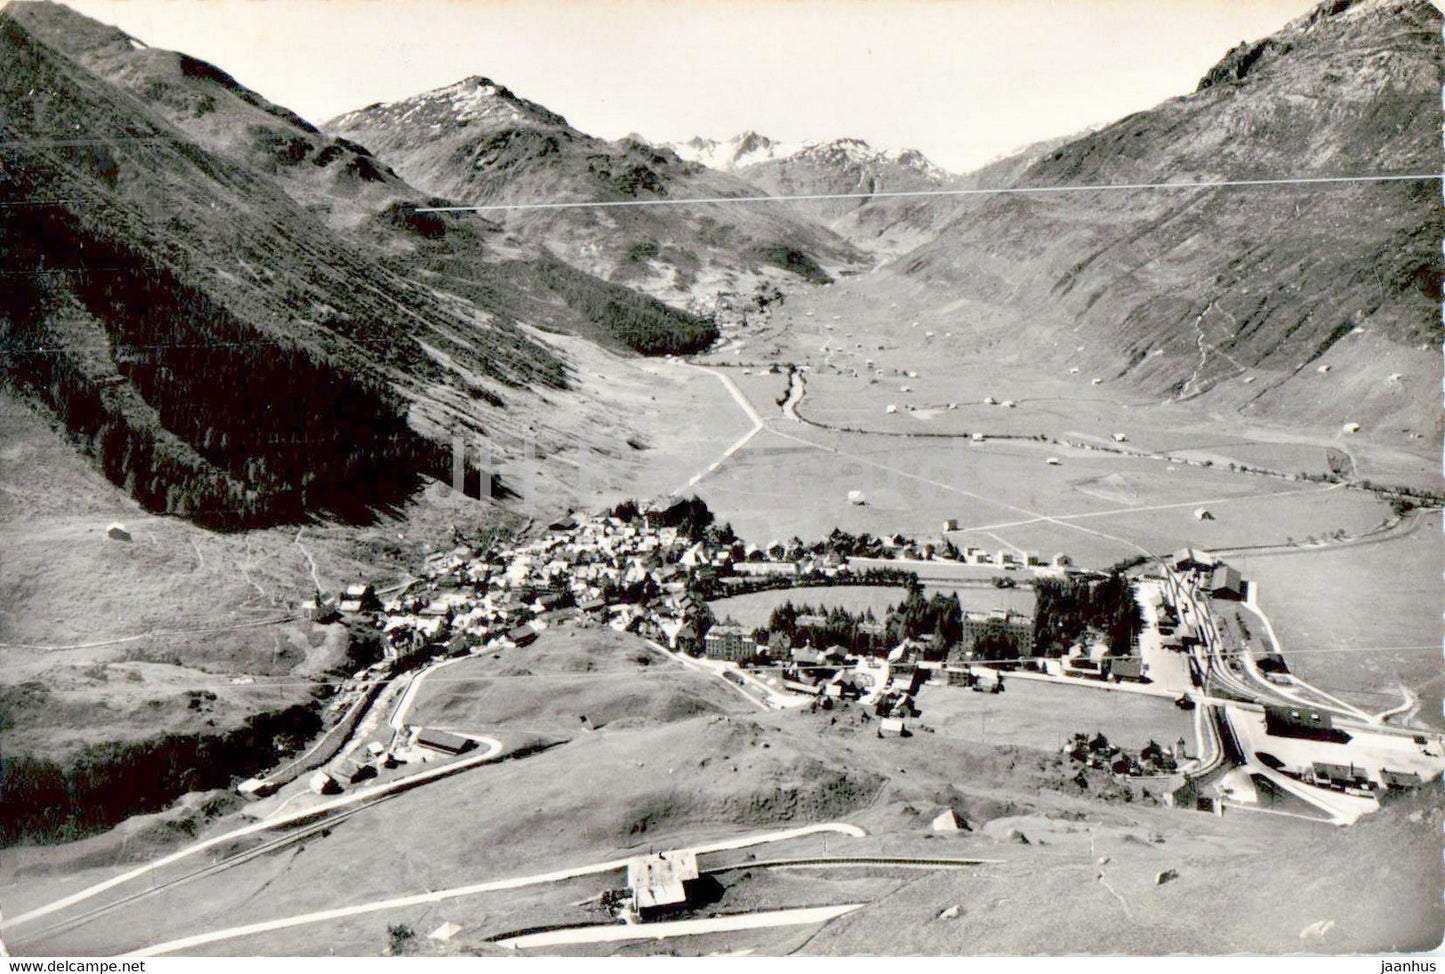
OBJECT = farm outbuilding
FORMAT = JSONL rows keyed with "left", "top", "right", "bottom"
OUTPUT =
{"left": 301, "top": 595, "right": 339, "bottom": 623}
{"left": 335, "top": 758, "right": 378, "bottom": 784}
{"left": 507, "top": 624, "right": 539, "bottom": 647}
{"left": 1205, "top": 566, "right": 1245, "bottom": 600}
{"left": 627, "top": 851, "right": 700, "bottom": 918}
{"left": 1381, "top": 770, "right": 1423, "bottom": 790}
{"left": 1170, "top": 547, "right": 1217, "bottom": 572}
{"left": 1309, "top": 762, "right": 1372, "bottom": 792}
{"left": 415, "top": 728, "right": 476, "bottom": 755}
{"left": 878, "top": 717, "right": 907, "bottom": 738}
{"left": 338, "top": 583, "right": 380, "bottom": 614}
{"left": 237, "top": 777, "right": 277, "bottom": 800}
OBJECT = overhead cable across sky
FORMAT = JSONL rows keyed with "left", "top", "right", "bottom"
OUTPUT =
{"left": 414, "top": 172, "right": 1444, "bottom": 214}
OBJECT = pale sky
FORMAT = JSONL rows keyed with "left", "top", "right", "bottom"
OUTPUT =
{"left": 58, "top": 0, "right": 1322, "bottom": 173}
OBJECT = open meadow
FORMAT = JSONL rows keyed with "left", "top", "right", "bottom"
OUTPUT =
{"left": 406, "top": 627, "right": 749, "bottom": 738}
{"left": 1227, "top": 511, "right": 1444, "bottom": 728}
{"left": 706, "top": 585, "right": 908, "bottom": 629}
{"left": 916, "top": 680, "right": 1194, "bottom": 754}
{"left": 681, "top": 363, "right": 1402, "bottom": 571}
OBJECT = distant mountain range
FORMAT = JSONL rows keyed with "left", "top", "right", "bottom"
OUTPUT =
{"left": 655, "top": 132, "right": 953, "bottom": 227}
{"left": 663, "top": 131, "right": 949, "bottom": 184}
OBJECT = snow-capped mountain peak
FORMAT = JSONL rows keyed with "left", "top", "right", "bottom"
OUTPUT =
{"left": 658, "top": 131, "right": 951, "bottom": 183}
{"left": 328, "top": 74, "right": 568, "bottom": 133}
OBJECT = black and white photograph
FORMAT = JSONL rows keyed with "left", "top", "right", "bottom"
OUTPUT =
{"left": 0, "top": 0, "right": 1441, "bottom": 960}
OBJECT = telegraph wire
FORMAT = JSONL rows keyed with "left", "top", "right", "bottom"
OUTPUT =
{"left": 414, "top": 172, "right": 1445, "bottom": 214}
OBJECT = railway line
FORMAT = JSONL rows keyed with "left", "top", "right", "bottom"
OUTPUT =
{"left": 13, "top": 802, "right": 384, "bottom": 951}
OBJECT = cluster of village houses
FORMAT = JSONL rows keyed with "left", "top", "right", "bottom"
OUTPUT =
{"left": 311, "top": 508, "right": 884, "bottom": 666}
{"left": 295, "top": 516, "right": 1058, "bottom": 753}
{"left": 306, "top": 508, "right": 838, "bottom": 670}
{"left": 295, "top": 546, "right": 1169, "bottom": 791}
{"left": 294, "top": 497, "right": 1327, "bottom": 767}
{"left": 300, "top": 498, "right": 1302, "bottom": 726}
{"left": 301, "top": 506, "right": 1278, "bottom": 716}
{"left": 1063, "top": 731, "right": 1184, "bottom": 778}
{"left": 289, "top": 505, "right": 1441, "bottom": 824}
{"left": 307, "top": 510, "right": 926, "bottom": 682}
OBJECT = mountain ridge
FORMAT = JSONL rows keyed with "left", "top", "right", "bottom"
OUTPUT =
{"left": 861, "top": 0, "right": 1440, "bottom": 432}
{"left": 652, "top": 131, "right": 953, "bottom": 234}
{"left": 324, "top": 76, "right": 867, "bottom": 307}
{"left": 6, "top": 0, "right": 724, "bottom": 364}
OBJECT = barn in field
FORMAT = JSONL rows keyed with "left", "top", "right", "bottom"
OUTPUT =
{"left": 414, "top": 728, "right": 476, "bottom": 755}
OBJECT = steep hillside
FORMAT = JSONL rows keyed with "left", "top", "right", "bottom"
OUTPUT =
{"left": 360, "top": 202, "right": 719, "bottom": 356}
{"left": 0, "top": 0, "right": 756, "bottom": 830}
{"left": 326, "top": 77, "right": 866, "bottom": 307}
{"left": 3, "top": 1, "right": 719, "bottom": 358}
{"left": 836, "top": 131, "right": 1083, "bottom": 256}
{"left": 880, "top": 0, "right": 1441, "bottom": 431}
{"left": 0, "top": 7, "right": 570, "bottom": 527}
{"left": 4, "top": 0, "right": 415, "bottom": 230}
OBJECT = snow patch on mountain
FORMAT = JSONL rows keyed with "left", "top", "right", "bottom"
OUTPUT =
{"left": 329, "top": 75, "right": 567, "bottom": 133}
{"left": 662, "top": 131, "right": 951, "bottom": 182}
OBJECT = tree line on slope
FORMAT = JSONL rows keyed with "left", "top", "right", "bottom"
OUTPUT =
{"left": 1, "top": 198, "right": 446, "bottom": 528}
{"left": 0, "top": 705, "right": 320, "bottom": 847}
{"left": 527, "top": 255, "right": 719, "bottom": 355}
